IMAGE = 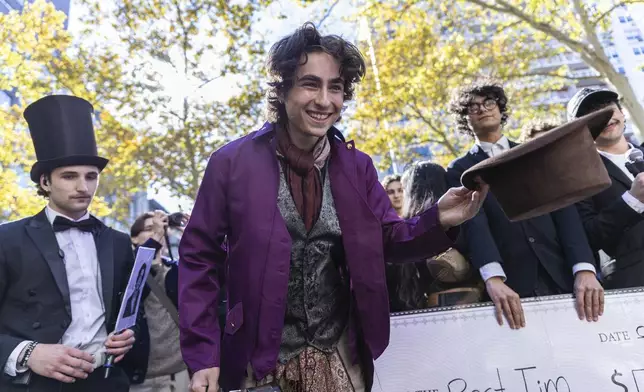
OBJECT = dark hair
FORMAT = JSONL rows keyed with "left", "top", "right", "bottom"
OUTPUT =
{"left": 401, "top": 161, "right": 449, "bottom": 219}
{"left": 36, "top": 173, "right": 51, "bottom": 198}
{"left": 519, "top": 119, "right": 559, "bottom": 142}
{"left": 387, "top": 161, "right": 449, "bottom": 312}
{"left": 266, "top": 22, "right": 366, "bottom": 124}
{"left": 130, "top": 212, "right": 154, "bottom": 238}
{"left": 382, "top": 174, "right": 402, "bottom": 189}
{"left": 448, "top": 80, "right": 510, "bottom": 138}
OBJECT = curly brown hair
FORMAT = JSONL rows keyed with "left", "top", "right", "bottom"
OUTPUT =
{"left": 519, "top": 119, "right": 560, "bottom": 142}
{"left": 448, "top": 80, "right": 510, "bottom": 138}
{"left": 266, "top": 22, "right": 366, "bottom": 124}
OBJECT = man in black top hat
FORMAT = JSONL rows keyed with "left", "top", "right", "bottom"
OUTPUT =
{"left": 0, "top": 95, "right": 156, "bottom": 391}
{"left": 569, "top": 88, "right": 644, "bottom": 289}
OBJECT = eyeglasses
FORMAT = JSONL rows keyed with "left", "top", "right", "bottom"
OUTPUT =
{"left": 466, "top": 98, "right": 498, "bottom": 115}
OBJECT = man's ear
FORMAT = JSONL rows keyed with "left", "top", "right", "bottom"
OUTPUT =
{"left": 40, "top": 174, "right": 50, "bottom": 189}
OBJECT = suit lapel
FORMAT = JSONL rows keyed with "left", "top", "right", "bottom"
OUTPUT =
{"left": 328, "top": 136, "right": 358, "bottom": 196}
{"left": 601, "top": 155, "right": 632, "bottom": 189}
{"left": 94, "top": 223, "right": 115, "bottom": 324}
{"left": 468, "top": 144, "right": 490, "bottom": 165}
{"left": 25, "top": 209, "right": 72, "bottom": 317}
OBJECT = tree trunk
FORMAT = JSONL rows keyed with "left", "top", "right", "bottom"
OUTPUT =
{"left": 607, "top": 72, "right": 644, "bottom": 142}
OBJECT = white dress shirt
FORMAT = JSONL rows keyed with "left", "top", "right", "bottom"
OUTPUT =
{"left": 4, "top": 206, "right": 108, "bottom": 376}
{"left": 598, "top": 145, "right": 644, "bottom": 214}
{"left": 474, "top": 137, "right": 596, "bottom": 282}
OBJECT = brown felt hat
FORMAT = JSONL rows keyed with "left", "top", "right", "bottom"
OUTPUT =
{"left": 461, "top": 107, "right": 614, "bottom": 222}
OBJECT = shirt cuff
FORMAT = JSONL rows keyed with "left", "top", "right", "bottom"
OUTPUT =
{"left": 572, "top": 262, "right": 597, "bottom": 276}
{"left": 479, "top": 262, "right": 507, "bottom": 282}
{"left": 623, "top": 191, "right": 644, "bottom": 214}
{"left": 4, "top": 341, "right": 31, "bottom": 376}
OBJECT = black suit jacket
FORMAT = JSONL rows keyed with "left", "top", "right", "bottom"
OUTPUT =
{"left": 446, "top": 143, "right": 596, "bottom": 297}
{"left": 576, "top": 147, "right": 644, "bottom": 289}
{"left": 0, "top": 209, "right": 136, "bottom": 386}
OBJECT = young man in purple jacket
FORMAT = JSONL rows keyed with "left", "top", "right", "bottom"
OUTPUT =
{"left": 178, "top": 23, "right": 488, "bottom": 392}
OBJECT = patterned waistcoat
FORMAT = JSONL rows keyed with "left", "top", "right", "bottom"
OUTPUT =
{"left": 277, "top": 166, "right": 350, "bottom": 363}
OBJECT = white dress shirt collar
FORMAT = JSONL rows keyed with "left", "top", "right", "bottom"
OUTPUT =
{"left": 597, "top": 143, "right": 635, "bottom": 161}
{"left": 45, "top": 205, "right": 90, "bottom": 225}
{"left": 476, "top": 135, "right": 510, "bottom": 157}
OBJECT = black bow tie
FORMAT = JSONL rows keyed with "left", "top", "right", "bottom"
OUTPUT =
{"left": 52, "top": 216, "right": 97, "bottom": 233}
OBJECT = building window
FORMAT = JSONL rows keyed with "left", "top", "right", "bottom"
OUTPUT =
{"left": 619, "top": 16, "right": 627, "bottom": 23}
{"left": 635, "top": 48, "right": 642, "bottom": 55}
{"left": 627, "top": 16, "right": 633, "bottom": 22}
{"left": 618, "top": 67, "right": 626, "bottom": 74}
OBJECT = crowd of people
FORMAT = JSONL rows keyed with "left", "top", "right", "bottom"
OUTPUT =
{"left": 381, "top": 80, "right": 644, "bottom": 332}
{"left": 1, "top": 20, "right": 644, "bottom": 392}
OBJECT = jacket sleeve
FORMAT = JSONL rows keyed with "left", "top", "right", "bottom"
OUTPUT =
{"left": 576, "top": 195, "right": 643, "bottom": 256}
{"left": 364, "top": 157, "right": 458, "bottom": 263}
{"left": 445, "top": 163, "right": 505, "bottom": 270}
{"left": 178, "top": 151, "right": 229, "bottom": 374}
{"left": 550, "top": 205, "right": 597, "bottom": 270}
{"left": 0, "top": 230, "right": 23, "bottom": 379}
{"left": 0, "top": 232, "right": 23, "bottom": 380}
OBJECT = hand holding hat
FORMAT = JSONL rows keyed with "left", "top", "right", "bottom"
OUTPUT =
{"left": 437, "top": 178, "right": 489, "bottom": 229}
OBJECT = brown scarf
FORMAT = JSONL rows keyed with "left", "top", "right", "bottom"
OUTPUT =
{"left": 276, "top": 124, "right": 331, "bottom": 231}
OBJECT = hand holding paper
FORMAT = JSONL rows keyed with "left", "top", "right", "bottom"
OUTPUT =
{"left": 104, "top": 329, "right": 135, "bottom": 363}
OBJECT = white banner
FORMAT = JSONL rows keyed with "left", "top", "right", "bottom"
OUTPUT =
{"left": 374, "top": 288, "right": 644, "bottom": 392}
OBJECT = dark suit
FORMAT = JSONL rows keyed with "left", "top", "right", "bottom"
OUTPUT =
{"left": 447, "top": 144, "right": 596, "bottom": 297}
{"left": 0, "top": 209, "right": 135, "bottom": 391}
{"left": 576, "top": 147, "right": 644, "bottom": 289}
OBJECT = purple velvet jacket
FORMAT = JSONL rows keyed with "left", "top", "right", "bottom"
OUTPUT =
{"left": 178, "top": 123, "right": 458, "bottom": 389}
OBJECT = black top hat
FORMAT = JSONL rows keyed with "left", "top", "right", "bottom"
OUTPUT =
{"left": 567, "top": 87, "right": 619, "bottom": 121}
{"left": 24, "top": 95, "right": 109, "bottom": 183}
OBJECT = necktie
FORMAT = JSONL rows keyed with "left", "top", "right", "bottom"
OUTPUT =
{"left": 52, "top": 215, "right": 97, "bottom": 233}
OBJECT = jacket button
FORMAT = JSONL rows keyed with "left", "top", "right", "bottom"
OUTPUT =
{"left": 32, "top": 322, "right": 41, "bottom": 329}
{"left": 528, "top": 237, "right": 536, "bottom": 243}
{"left": 58, "top": 249, "right": 65, "bottom": 259}
{"left": 28, "top": 289, "right": 36, "bottom": 297}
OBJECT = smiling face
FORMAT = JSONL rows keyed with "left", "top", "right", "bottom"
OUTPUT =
{"left": 594, "top": 103, "right": 626, "bottom": 147}
{"left": 41, "top": 165, "right": 99, "bottom": 220}
{"left": 283, "top": 51, "right": 344, "bottom": 151}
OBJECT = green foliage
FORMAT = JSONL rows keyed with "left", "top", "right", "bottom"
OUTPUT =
{"left": 352, "top": 1, "right": 570, "bottom": 171}
{"left": 78, "top": 0, "right": 276, "bottom": 200}
{"left": 0, "top": 0, "right": 143, "bottom": 222}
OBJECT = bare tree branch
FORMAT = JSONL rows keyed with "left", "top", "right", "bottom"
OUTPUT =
{"left": 592, "top": 0, "right": 644, "bottom": 26}
{"left": 315, "top": 0, "right": 340, "bottom": 29}
{"left": 466, "top": 0, "right": 592, "bottom": 58}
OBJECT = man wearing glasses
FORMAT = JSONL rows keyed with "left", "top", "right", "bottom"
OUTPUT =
{"left": 445, "top": 81, "right": 604, "bottom": 331}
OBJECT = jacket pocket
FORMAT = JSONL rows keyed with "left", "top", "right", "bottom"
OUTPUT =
{"left": 224, "top": 301, "right": 243, "bottom": 335}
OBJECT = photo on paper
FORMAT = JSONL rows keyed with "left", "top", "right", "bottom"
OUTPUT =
{"left": 114, "top": 246, "right": 156, "bottom": 332}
